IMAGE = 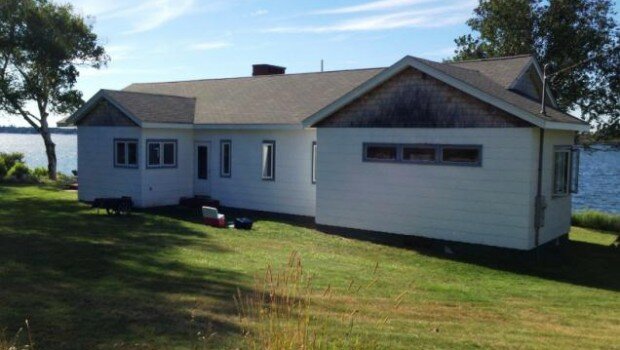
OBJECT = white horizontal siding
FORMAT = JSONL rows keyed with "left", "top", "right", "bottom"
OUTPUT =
{"left": 77, "top": 126, "right": 143, "bottom": 206}
{"left": 536, "top": 129, "right": 575, "bottom": 245}
{"left": 141, "top": 129, "right": 194, "bottom": 207}
{"left": 195, "top": 129, "right": 316, "bottom": 216}
{"left": 316, "top": 128, "right": 537, "bottom": 250}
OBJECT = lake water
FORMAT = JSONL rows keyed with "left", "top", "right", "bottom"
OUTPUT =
{"left": 1, "top": 133, "right": 619, "bottom": 213}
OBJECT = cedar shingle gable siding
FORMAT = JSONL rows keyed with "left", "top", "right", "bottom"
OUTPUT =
{"left": 77, "top": 100, "right": 138, "bottom": 127}
{"left": 316, "top": 67, "right": 531, "bottom": 128}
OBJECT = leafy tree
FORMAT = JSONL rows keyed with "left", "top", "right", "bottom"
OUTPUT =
{"left": 0, "top": 0, "right": 107, "bottom": 179}
{"left": 453, "top": 0, "right": 619, "bottom": 134}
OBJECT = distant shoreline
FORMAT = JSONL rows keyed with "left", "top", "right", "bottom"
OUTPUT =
{"left": 0, "top": 127, "right": 76, "bottom": 135}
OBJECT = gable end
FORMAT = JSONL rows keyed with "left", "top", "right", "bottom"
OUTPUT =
{"left": 316, "top": 67, "right": 532, "bottom": 128}
{"left": 77, "top": 100, "right": 139, "bottom": 127}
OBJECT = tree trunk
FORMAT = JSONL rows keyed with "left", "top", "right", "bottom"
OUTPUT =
{"left": 39, "top": 123, "right": 57, "bottom": 180}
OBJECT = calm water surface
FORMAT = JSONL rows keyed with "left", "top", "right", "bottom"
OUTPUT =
{"left": 0, "top": 133, "right": 618, "bottom": 213}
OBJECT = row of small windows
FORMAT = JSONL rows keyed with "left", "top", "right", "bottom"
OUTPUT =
{"left": 114, "top": 139, "right": 317, "bottom": 184}
{"left": 363, "top": 143, "right": 482, "bottom": 166}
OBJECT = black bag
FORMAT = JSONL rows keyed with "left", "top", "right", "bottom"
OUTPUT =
{"left": 234, "top": 217, "right": 253, "bottom": 230}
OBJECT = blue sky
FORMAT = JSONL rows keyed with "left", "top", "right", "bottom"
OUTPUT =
{"left": 4, "top": 0, "right": 616, "bottom": 126}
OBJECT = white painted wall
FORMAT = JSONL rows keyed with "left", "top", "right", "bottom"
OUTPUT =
{"left": 140, "top": 128, "right": 194, "bottom": 207}
{"left": 315, "top": 128, "right": 538, "bottom": 250}
{"left": 534, "top": 129, "right": 575, "bottom": 245}
{"left": 77, "top": 126, "right": 143, "bottom": 206}
{"left": 194, "top": 129, "right": 316, "bottom": 216}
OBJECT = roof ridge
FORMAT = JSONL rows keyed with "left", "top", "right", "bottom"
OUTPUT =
{"left": 105, "top": 88, "right": 196, "bottom": 100}
{"left": 128, "top": 67, "right": 387, "bottom": 86}
{"left": 450, "top": 54, "right": 533, "bottom": 64}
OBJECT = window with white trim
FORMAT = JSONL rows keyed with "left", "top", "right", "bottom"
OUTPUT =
{"left": 363, "top": 143, "right": 482, "bottom": 166}
{"left": 553, "top": 146, "right": 579, "bottom": 195}
{"left": 311, "top": 141, "right": 317, "bottom": 184}
{"left": 262, "top": 141, "right": 275, "bottom": 180}
{"left": 114, "top": 139, "right": 138, "bottom": 168}
{"left": 220, "top": 140, "right": 231, "bottom": 177}
{"left": 147, "top": 140, "right": 177, "bottom": 168}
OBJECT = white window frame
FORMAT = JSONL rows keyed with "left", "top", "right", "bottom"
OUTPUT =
{"left": 262, "top": 140, "right": 275, "bottom": 181}
{"left": 146, "top": 139, "right": 177, "bottom": 168}
{"left": 220, "top": 140, "right": 231, "bottom": 178}
{"left": 553, "top": 146, "right": 579, "bottom": 196}
{"left": 114, "top": 139, "right": 138, "bottom": 168}
{"left": 311, "top": 141, "right": 317, "bottom": 184}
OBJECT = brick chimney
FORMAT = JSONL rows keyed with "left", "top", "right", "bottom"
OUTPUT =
{"left": 252, "top": 64, "right": 286, "bottom": 76}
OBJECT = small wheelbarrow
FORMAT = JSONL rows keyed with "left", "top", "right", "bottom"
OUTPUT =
{"left": 92, "top": 196, "right": 133, "bottom": 216}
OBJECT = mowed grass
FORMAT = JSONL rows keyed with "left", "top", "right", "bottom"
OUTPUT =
{"left": 0, "top": 184, "right": 618, "bottom": 349}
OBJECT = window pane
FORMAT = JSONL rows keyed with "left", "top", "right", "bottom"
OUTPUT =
{"left": 148, "top": 143, "right": 160, "bottom": 165}
{"left": 127, "top": 142, "right": 137, "bottom": 165}
{"left": 163, "top": 143, "right": 175, "bottom": 165}
{"left": 570, "top": 148, "right": 579, "bottom": 193}
{"left": 262, "top": 143, "right": 274, "bottom": 179}
{"left": 197, "top": 146, "right": 207, "bottom": 179}
{"left": 116, "top": 142, "right": 126, "bottom": 165}
{"left": 222, "top": 143, "right": 230, "bottom": 175}
{"left": 366, "top": 145, "right": 397, "bottom": 161}
{"left": 442, "top": 147, "right": 480, "bottom": 164}
{"left": 403, "top": 147, "right": 436, "bottom": 162}
{"left": 312, "top": 143, "right": 317, "bottom": 183}
{"left": 554, "top": 151, "right": 569, "bottom": 194}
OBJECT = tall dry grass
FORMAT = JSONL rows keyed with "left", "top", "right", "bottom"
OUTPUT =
{"left": 0, "top": 320, "right": 33, "bottom": 350}
{"left": 234, "top": 251, "right": 406, "bottom": 349}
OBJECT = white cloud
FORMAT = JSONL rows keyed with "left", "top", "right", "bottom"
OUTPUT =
{"left": 187, "top": 41, "right": 232, "bottom": 51}
{"left": 97, "top": 0, "right": 195, "bottom": 34}
{"left": 250, "top": 9, "right": 269, "bottom": 17}
{"left": 267, "top": 2, "right": 475, "bottom": 33}
{"left": 314, "top": 0, "right": 435, "bottom": 15}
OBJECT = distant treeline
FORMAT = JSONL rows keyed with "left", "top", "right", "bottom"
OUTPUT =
{"left": 0, "top": 126, "right": 76, "bottom": 134}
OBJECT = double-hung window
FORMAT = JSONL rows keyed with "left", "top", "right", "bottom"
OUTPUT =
{"left": 553, "top": 146, "right": 579, "bottom": 196}
{"left": 262, "top": 141, "right": 275, "bottom": 180}
{"left": 147, "top": 140, "right": 177, "bottom": 168}
{"left": 220, "top": 140, "right": 231, "bottom": 177}
{"left": 114, "top": 139, "right": 138, "bottom": 168}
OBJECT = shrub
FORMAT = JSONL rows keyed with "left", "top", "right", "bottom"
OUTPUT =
{"left": 32, "top": 166, "right": 49, "bottom": 178}
{"left": 7, "top": 162, "right": 31, "bottom": 181}
{"left": 0, "top": 152, "right": 25, "bottom": 170}
{"left": 0, "top": 158, "right": 7, "bottom": 179}
{"left": 572, "top": 210, "right": 620, "bottom": 233}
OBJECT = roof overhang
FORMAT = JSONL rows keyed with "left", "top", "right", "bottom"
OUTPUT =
{"left": 302, "top": 56, "right": 589, "bottom": 132}
{"left": 58, "top": 90, "right": 143, "bottom": 127}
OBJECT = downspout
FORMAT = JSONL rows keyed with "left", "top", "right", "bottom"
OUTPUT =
{"left": 534, "top": 128, "right": 545, "bottom": 253}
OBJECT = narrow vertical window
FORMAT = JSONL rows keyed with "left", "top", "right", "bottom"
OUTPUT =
{"left": 262, "top": 141, "right": 275, "bottom": 180}
{"left": 553, "top": 147, "right": 570, "bottom": 195}
{"left": 311, "top": 141, "right": 317, "bottom": 184}
{"left": 114, "top": 139, "right": 138, "bottom": 168}
{"left": 197, "top": 145, "right": 208, "bottom": 179}
{"left": 220, "top": 140, "right": 231, "bottom": 177}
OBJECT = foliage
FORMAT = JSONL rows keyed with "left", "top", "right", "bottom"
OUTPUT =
{"left": 0, "top": 320, "right": 33, "bottom": 350}
{"left": 0, "top": 159, "right": 7, "bottom": 179}
{"left": 32, "top": 166, "right": 48, "bottom": 178}
{"left": 572, "top": 210, "right": 620, "bottom": 233}
{"left": 0, "top": 152, "right": 25, "bottom": 171}
{"left": 6, "top": 162, "right": 30, "bottom": 180}
{"left": 453, "top": 0, "right": 619, "bottom": 133}
{"left": 0, "top": 0, "right": 107, "bottom": 179}
{"left": 0, "top": 184, "right": 618, "bottom": 349}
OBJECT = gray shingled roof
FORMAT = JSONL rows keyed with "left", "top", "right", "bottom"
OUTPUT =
{"left": 64, "top": 55, "right": 586, "bottom": 127}
{"left": 103, "top": 90, "right": 196, "bottom": 124}
{"left": 449, "top": 55, "right": 533, "bottom": 88}
{"left": 414, "top": 57, "right": 585, "bottom": 125}
{"left": 124, "top": 68, "right": 384, "bottom": 125}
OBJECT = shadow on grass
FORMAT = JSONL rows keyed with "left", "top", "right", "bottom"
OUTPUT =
{"left": 0, "top": 186, "right": 247, "bottom": 349}
{"left": 212, "top": 207, "right": 620, "bottom": 293}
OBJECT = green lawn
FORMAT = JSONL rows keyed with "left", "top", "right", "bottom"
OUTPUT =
{"left": 0, "top": 184, "right": 618, "bottom": 349}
